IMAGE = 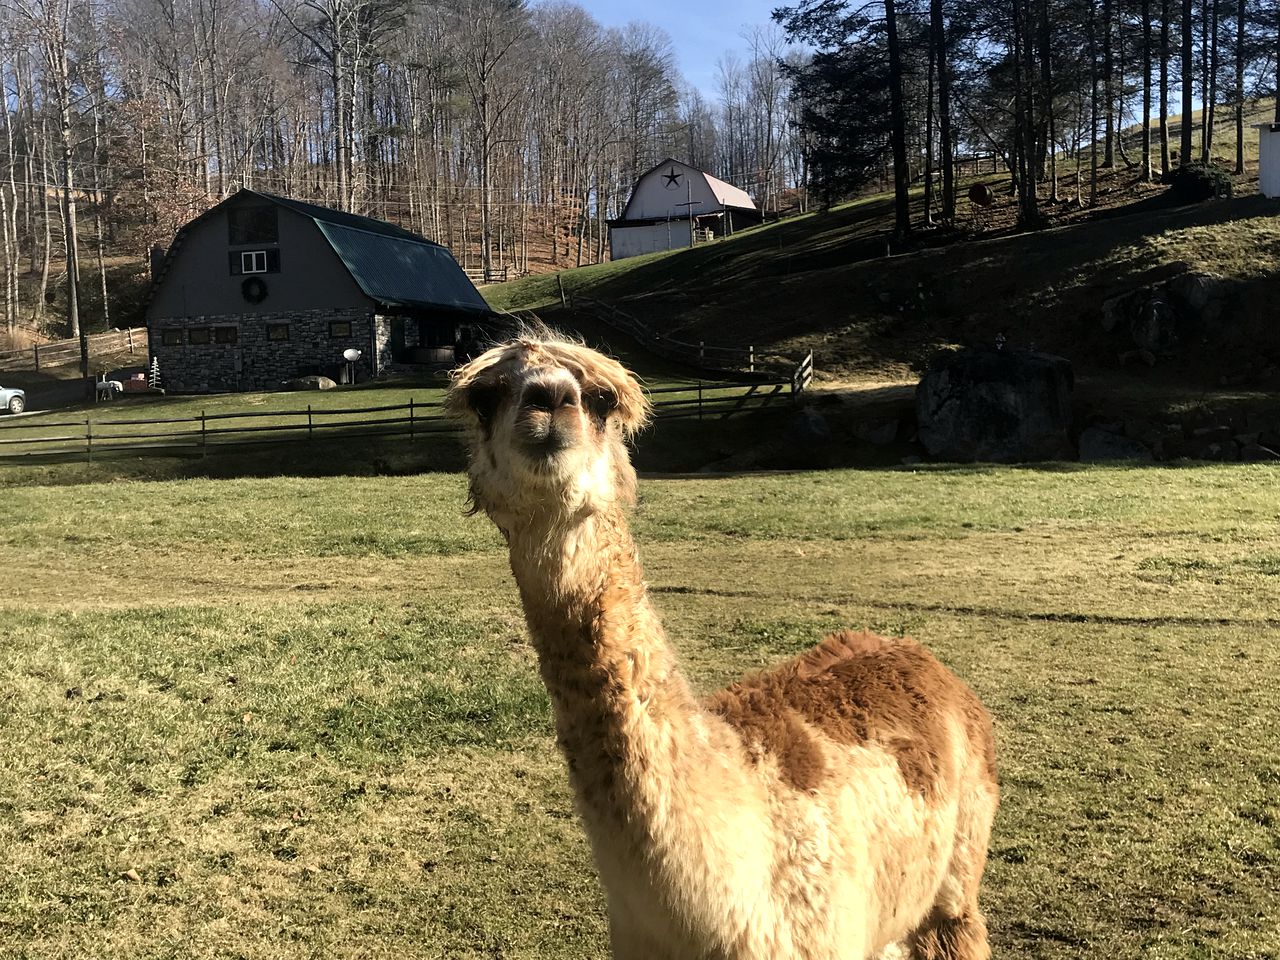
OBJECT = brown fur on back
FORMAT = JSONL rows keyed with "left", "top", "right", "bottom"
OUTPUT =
{"left": 706, "top": 630, "right": 994, "bottom": 796}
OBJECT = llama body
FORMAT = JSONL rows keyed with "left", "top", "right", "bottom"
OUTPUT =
{"left": 448, "top": 335, "right": 998, "bottom": 960}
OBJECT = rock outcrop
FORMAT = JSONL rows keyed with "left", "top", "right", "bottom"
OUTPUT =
{"left": 916, "top": 348, "right": 1074, "bottom": 462}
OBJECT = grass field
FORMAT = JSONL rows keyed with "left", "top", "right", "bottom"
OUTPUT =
{"left": 3, "top": 462, "right": 1279, "bottom": 958}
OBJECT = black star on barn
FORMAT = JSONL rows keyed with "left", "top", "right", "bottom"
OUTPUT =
{"left": 663, "top": 167, "right": 681, "bottom": 187}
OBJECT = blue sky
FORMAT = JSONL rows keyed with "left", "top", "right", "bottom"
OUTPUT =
{"left": 579, "top": 0, "right": 790, "bottom": 97}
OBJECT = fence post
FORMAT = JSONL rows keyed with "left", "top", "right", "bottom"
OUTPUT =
{"left": 699, "top": 341, "right": 704, "bottom": 364}
{"left": 201, "top": 411, "right": 207, "bottom": 457}
{"left": 127, "top": 328, "right": 135, "bottom": 354}
{"left": 307, "top": 404, "right": 313, "bottom": 439}
{"left": 749, "top": 346, "right": 755, "bottom": 374}
{"left": 409, "top": 398, "right": 415, "bottom": 441}
{"left": 697, "top": 382, "right": 703, "bottom": 420}
{"left": 86, "top": 419, "right": 92, "bottom": 463}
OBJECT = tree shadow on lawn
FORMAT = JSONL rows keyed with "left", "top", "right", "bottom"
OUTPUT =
{"left": 6, "top": 391, "right": 1273, "bottom": 486}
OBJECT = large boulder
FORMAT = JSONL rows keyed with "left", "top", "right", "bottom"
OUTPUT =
{"left": 1166, "top": 271, "right": 1226, "bottom": 314}
{"left": 916, "top": 348, "right": 1074, "bottom": 462}
{"left": 1100, "top": 270, "right": 1232, "bottom": 358}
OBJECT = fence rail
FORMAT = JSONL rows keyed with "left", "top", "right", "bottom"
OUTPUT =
{"left": 0, "top": 379, "right": 793, "bottom": 464}
{"left": 464, "top": 266, "right": 511, "bottom": 285}
{"left": 0, "top": 327, "right": 148, "bottom": 371}
{"left": 573, "top": 295, "right": 803, "bottom": 377}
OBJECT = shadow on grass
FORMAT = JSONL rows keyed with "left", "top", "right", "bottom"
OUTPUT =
{"left": 5, "top": 389, "right": 1274, "bottom": 487}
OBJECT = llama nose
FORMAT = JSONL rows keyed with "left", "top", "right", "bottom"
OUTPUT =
{"left": 520, "top": 379, "right": 578, "bottom": 413}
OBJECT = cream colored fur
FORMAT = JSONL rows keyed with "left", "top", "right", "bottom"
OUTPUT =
{"left": 447, "top": 335, "right": 998, "bottom": 960}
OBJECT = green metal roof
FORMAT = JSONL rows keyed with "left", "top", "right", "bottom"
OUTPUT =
{"left": 243, "top": 190, "right": 491, "bottom": 315}
{"left": 314, "top": 220, "right": 491, "bottom": 314}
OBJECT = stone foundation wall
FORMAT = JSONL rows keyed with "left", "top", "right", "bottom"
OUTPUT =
{"left": 372, "top": 315, "right": 393, "bottom": 376}
{"left": 149, "top": 308, "right": 374, "bottom": 392}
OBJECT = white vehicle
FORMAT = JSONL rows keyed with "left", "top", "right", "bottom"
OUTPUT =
{"left": 0, "top": 384, "right": 25, "bottom": 414}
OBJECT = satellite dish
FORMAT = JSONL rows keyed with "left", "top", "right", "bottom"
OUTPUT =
{"left": 343, "top": 348, "right": 362, "bottom": 362}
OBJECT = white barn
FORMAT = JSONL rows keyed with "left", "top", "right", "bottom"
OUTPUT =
{"left": 608, "top": 159, "right": 760, "bottom": 260}
{"left": 1257, "top": 123, "right": 1280, "bottom": 198}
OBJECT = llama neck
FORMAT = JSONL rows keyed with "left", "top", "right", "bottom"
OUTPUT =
{"left": 505, "top": 505, "right": 710, "bottom": 822}
{"left": 507, "top": 504, "right": 685, "bottom": 713}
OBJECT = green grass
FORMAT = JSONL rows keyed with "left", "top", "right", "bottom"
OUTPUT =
{"left": 3, "top": 463, "right": 1280, "bottom": 958}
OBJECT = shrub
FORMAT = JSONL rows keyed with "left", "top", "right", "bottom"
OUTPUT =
{"left": 1167, "top": 164, "right": 1234, "bottom": 202}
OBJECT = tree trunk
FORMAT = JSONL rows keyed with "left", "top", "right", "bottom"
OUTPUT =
{"left": 1181, "top": 0, "right": 1195, "bottom": 164}
{"left": 924, "top": 43, "right": 935, "bottom": 227}
{"left": 1235, "top": 0, "right": 1245, "bottom": 173}
{"left": 37, "top": 122, "right": 50, "bottom": 326}
{"left": 1090, "top": 0, "right": 1101, "bottom": 201}
{"left": 1142, "top": 0, "right": 1154, "bottom": 179}
{"left": 885, "top": 0, "right": 912, "bottom": 237}
{"left": 481, "top": 89, "right": 493, "bottom": 279}
{"left": 1, "top": 63, "right": 19, "bottom": 333}
{"left": 1203, "top": 0, "right": 1219, "bottom": 161}
{"left": 932, "top": 0, "right": 955, "bottom": 220}
{"left": 92, "top": 94, "right": 110, "bottom": 331}
{"left": 1013, "top": 0, "right": 1040, "bottom": 223}
{"left": 1275, "top": 0, "right": 1280, "bottom": 123}
{"left": 334, "top": 56, "right": 350, "bottom": 210}
{"left": 1199, "top": 0, "right": 1212, "bottom": 162}
{"left": 1037, "top": 0, "right": 1057, "bottom": 199}
{"left": 1103, "top": 0, "right": 1115, "bottom": 166}
{"left": 1160, "top": 0, "right": 1171, "bottom": 172}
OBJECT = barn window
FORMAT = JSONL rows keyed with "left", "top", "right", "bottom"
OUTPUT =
{"left": 228, "top": 249, "right": 281, "bottom": 275}
{"left": 267, "top": 323, "right": 290, "bottom": 342}
{"left": 329, "top": 320, "right": 352, "bottom": 338}
{"left": 214, "top": 327, "right": 238, "bottom": 344}
{"left": 189, "top": 327, "right": 212, "bottom": 345}
{"left": 161, "top": 329, "right": 183, "bottom": 346}
{"left": 228, "top": 205, "right": 278, "bottom": 245}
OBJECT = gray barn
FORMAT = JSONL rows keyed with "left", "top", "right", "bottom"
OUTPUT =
{"left": 146, "top": 189, "right": 492, "bottom": 392}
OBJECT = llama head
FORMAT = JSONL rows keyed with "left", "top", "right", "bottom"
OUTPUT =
{"left": 446, "top": 333, "right": 649, "bottom": 528}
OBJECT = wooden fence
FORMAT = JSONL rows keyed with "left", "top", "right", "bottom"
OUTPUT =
{"left": 464, "top": 266, "right": 511, "bottom": 285}
{"left": 0, "top": 327, "right": 148, "bottom": 371}
{"left": 572, "top": 295, "right": 803, "bottom": 377}
{"left": 0, "top": 379, "right": 797, "bottom": 464}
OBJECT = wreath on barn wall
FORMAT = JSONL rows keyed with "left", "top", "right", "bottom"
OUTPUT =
{"left": 241, "top": 277, "right": 268, "bottom": 304}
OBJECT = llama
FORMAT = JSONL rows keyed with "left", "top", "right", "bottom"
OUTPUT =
{"left": 446, "top": 333, "right": 999, "bottom": 960}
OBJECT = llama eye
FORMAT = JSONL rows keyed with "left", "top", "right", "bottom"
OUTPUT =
{"left": 468, "top": 383, "right": 503, "bottom": 424}
{"left": 584, "top": 389, "right": 617, "bottom": 426}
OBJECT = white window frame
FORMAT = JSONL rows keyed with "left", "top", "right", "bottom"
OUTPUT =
{"left": 241, "top": 250, "right": 268, "bottom": 274}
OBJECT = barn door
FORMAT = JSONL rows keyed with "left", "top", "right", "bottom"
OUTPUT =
{"left": 390, "top": 317, "right": 407, "bottom": 360}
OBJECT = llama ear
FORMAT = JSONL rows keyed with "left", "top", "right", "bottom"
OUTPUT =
{"left": 446, "top": 348, "right": 509, "bottom": 428}
{"left": 576, "top": 353, "right": 650, "bottom": 438}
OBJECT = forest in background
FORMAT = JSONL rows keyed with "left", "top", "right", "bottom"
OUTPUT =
{"left": 2, "top": 0, "right": 1279, "bottom": 345}
{"left": 780, "top": 0, "right": 1280, "bottom": 234}
{"left": 0, "top": 0, "right": 802, "bottom": 342}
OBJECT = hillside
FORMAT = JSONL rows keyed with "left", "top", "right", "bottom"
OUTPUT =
{"left": 485, "top": 155, "right": 1280, "bottom": 394}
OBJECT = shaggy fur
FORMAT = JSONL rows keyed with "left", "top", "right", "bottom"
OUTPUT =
{"left": 447, "top": 333, "right": 999, "bottom": 960}
{"left": 706, "top": 631, "right": 994, "bottom": 798}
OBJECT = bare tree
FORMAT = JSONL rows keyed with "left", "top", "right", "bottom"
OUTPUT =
{"left": 453, "top": 0, "right": 530, "bottom": 279}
